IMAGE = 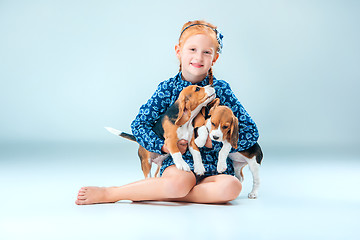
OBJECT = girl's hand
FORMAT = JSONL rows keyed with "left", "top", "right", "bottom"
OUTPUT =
{"left": 177, "top": 139, "right": 188, "bottom": 154}
{"left": 161, "top": 139, "right": 189, "bottom": 154}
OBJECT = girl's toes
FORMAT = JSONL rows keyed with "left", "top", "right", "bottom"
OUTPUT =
{"left": 77, "top": 195, "right": 86, "bottom": 200}
{"left": 78, "top": 188, "right": 87, "bottom": 193}
{"left": 75, "top": 199, "right": 85, "bottom": 205}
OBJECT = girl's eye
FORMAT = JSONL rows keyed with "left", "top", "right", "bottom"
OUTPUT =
{"left": 190, "top": 48, "right": 196, "bottom": 52}
{"left": 204, "top": 51, "right": 211, "bottom": 54}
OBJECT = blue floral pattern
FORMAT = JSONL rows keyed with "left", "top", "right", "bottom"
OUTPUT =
{"left": 131, "top": 72, "right": 259, "bottom": 177}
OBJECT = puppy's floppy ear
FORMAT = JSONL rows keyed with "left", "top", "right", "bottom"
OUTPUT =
{"left": 175, "top": 96, "right": 191, "bottom": 126}
{"left": 208, "top": 98, "right": 220, "bottom": 115}
{"left": 230, "top": 115, "right": 239, "bottom": 149}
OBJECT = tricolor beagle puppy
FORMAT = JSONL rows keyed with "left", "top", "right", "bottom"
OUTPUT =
{"left": 106, "top": 85, "right": 216, "bottom": 178}
{"left": 194, "top": 98, "right": 263, "bottom": 199}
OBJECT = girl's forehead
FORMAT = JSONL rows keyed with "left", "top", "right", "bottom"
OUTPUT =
{"left": 183, "top": 34, "right": 216, "bottom": 48}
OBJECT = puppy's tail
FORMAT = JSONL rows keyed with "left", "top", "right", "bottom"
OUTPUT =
{"left": 105, "top": 127, "right": 137, "bottom": 142}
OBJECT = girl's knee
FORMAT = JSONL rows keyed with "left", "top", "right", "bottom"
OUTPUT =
{"left": 219, "top": 176, "right": 242, "bottom": 201}
{"left": 164, "top": 177, "right": 195, "bottom": 198}
{"left": 162, "top": 168, "right": 196, "bottom": 198}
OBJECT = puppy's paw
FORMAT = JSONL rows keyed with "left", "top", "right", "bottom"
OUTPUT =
{"left": 172, "top": 153, "right": 190, "bottom": 172}
{"left": 194, "top": 137, "right": 206, "bottom": 148}
{"left": 194, "top": 163, "right": 206, "bottom": 176}
{"left": 217, "top": 160, "right": 227, "bottom": 173}
{"left": 175, "top": 161, "right": 191, "bottom": 172}
{"left": 194, "top": 126, "right": 208, "bottom": 148}
{"left": 248, "top": 192, "right": 258, "bottom": 199}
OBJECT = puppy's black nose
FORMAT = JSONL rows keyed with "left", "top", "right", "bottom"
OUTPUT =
{"left": 213, "top": 136, "right": 219, "bottom": 140}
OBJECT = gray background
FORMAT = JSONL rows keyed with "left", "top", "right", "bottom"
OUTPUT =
{"left": 1, "top": 0, "right": 359, "bottom": 153}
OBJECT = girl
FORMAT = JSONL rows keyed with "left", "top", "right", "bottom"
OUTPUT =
{"left": 76, "top": 20, "right": 259, "bottom": 205}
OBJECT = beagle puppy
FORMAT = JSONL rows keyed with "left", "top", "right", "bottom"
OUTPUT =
{"left": 106, "top": 85, "right": 216, "bottom": 178}
{"left": 194, "top": 99, "right": 263, "bottom": 199}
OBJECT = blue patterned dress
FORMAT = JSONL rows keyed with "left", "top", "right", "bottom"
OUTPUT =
{"left": 131, "top": 72, "right": 259, "bottom": 178}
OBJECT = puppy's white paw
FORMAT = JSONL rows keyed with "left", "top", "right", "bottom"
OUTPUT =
{"left": 175, "top": 160, "right": 191, "bottom": 172}
{"left": 172, "top": 152, "right": 190, "bottom": 172}
{"left": 194, "top": 137, "right": 206, "bottom": 148}
{"left": 248, "top": 192, "right": 258, "bottom": 199}
{"left": 194, "top": 163, "right": 206, "bottom": 176}
{"left": 195, "top": 126, "right": 208, "bottom": 148}
{"left": 217, "top": 160, "right": 228, "bottom": 173}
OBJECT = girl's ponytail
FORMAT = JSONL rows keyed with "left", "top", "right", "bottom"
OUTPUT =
{"left": 208, "top": 67, "right": 214, "bottom": 85}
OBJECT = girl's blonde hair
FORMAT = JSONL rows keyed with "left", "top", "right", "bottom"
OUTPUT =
{"left": 178, "top": 20, "right": 222, "bottom": 85}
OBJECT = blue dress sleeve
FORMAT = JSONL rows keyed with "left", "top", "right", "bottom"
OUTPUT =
{"left": 214, "top": 80, "right": 259, "bottom": 152}
{"left": 130, "top": 81, "right": 173, "bottom": 154}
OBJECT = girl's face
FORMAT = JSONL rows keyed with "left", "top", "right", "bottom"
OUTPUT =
{"left": 176, "top": 34, "right": 219, "bottom": 83}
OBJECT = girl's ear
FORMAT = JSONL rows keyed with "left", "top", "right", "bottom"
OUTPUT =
{"left": 212, "top": 53, "right": 219, "bottom": 66}
{"left": 175, "top": 44, "right": 181, "bottom": 60}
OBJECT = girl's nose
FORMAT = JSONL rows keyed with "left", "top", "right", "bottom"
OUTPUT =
{"left": 194, "top": 51, "right": 203, "bottom": 60}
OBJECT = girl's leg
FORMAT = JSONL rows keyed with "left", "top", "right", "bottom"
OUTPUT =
{"left": 75, "top": 166, "right": 196, "bottom": 205}
{"left": 164, "top": 174, "right": 242, "bottom": 204}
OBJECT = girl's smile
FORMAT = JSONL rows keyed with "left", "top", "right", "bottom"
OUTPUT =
{"left": 191, "top": 62, "right": 204, "bottom": 68}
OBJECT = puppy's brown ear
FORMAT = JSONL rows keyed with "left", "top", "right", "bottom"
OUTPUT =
{"left": 175, "top": 96, "right": 191, "bottom": 126}
{"left": 230, "top": 116, "right": 239, "bottom": 149}
{"left": 208, "top": 98, "right": 220, "bottom": 115}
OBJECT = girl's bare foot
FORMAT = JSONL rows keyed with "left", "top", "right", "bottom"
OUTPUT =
{"left": 75, "top": 186, "right": 115, "bottom": 205}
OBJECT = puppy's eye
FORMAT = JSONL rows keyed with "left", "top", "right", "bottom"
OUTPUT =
{"left": 222, "top": 126, "right": 228, "bottom": 130}
{"left": 211, "top": 122, "right": 215, "bottom": 126}
{"left": 195, "top": 86, "right": 200, "bottom": 92}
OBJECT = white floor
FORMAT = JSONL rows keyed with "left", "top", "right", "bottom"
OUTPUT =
{"left": 1, "top": 142, "right": 359, "bottom": 240}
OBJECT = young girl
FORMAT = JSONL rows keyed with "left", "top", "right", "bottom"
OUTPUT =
{"left": 76, "top": 20, "right": 259, "bottom": 205}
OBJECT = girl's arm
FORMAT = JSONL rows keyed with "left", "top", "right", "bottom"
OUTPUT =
{"left": 214, "top": 80, "right": 259, "bottom": 152}
{"left": 131, "top": 81, "right": 172, "bottom": 154}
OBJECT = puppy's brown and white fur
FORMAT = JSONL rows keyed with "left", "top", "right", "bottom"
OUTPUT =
{"left": 107, "top": 85, "right": 216, "bottom": 178}
{"left": 194, "top": 98, "right": 263, "bottom": 199}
